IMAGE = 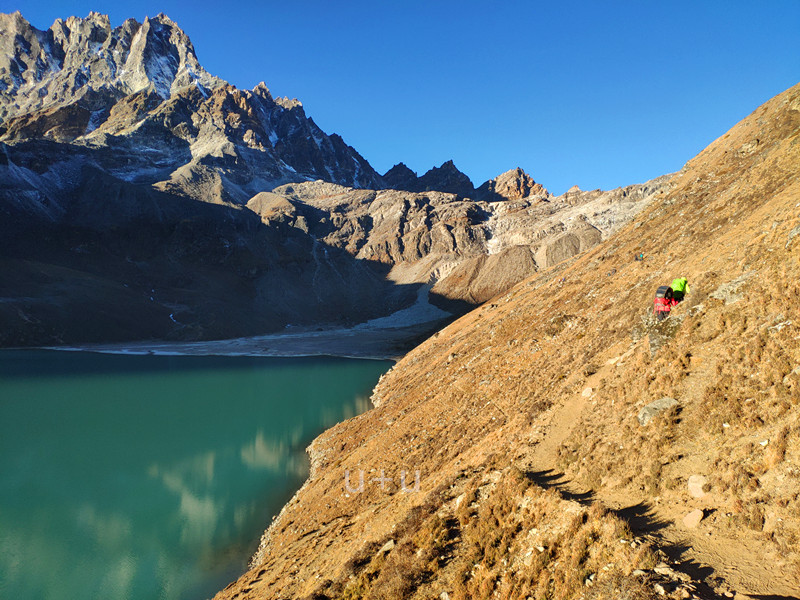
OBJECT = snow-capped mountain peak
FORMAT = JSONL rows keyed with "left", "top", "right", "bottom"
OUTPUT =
{"left": 0, "top": 11, "right": 225, "bottom": 119}
{"left": 0, "top": 11, "right": 384, "bottom": 201}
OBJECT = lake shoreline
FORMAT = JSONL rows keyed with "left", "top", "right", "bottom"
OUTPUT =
{"left": 32, "top": 320, "right": 449, "bottom": 362}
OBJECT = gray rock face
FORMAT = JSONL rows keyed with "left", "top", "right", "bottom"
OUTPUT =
{"left": 0, "top": 11, "right": 223, "bottom": 119}
{"left": 709, "top": 271, "right": 753, "bottom": 305}
{"left": 638, "top": 397, "right": 679, "bottom": 426}
{"left": 0, "top": 11, "right": 384, "bottom": 198}
{"left": 786, "top": 224, "right": 800, "bottom": 248}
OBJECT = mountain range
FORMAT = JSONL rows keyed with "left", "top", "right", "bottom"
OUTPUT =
{"left": 0, "top": 11, "right": 672, "bottom": 347}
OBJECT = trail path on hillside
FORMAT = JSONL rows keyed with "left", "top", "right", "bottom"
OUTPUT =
{"left": 521, "top": 345, "right": 800, "bottom": 600}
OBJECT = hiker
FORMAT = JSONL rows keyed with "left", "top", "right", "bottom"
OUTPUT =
{"left": 670, "top": 277, "right": 689, "bottom": 302}
{"left": 653, "top": 285, "right": 678, "bottom": 321}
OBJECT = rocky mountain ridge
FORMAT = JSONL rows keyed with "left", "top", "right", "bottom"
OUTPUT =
{"left": 0, "top": 11, "right": 384, "bottom": 200}
{"left": 382, "top": 160, "right": 551, "bottom": 202}
{"left": 260, "top": 175, "right": 671, "bottom": 310}
{"left": 0, "top": 11, "right": 223, "bottom": 116}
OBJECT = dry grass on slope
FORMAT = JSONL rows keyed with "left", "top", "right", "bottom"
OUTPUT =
{"left": 344, "top": 82, "right": 800, "bottom": 596}
{"left": 330, "top": 465, "right": 664, "bottom": 600}
{"left": 214, "top": 83, "right": 799, "bottom": 600}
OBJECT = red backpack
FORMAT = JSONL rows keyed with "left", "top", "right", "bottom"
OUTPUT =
{"left": 653, "top": 285, "right": 674, "bottom": 316}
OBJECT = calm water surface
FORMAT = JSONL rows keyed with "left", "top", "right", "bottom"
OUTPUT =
{"left": 0, "top": 350, "right": 391, "bottom": 600}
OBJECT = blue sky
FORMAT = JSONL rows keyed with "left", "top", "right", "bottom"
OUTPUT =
{"left": 6, "top": 1, "right": 799, "bottom": 194}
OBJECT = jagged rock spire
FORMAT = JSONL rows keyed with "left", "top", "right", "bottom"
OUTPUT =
{"left": 477, "top": 167, "right": 549, "bottom": 201}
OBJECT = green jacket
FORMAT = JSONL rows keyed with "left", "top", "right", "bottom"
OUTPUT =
{"left": 671, "top": 278, "right": 689, "bottom": 294}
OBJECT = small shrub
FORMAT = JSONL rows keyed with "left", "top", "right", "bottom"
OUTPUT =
{"left": 585, "top": 572, "right": 659, "bottom": 600}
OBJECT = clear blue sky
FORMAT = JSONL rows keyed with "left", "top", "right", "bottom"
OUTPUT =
{"left": 6, "top": 1, "right": 800, "bottom": 194}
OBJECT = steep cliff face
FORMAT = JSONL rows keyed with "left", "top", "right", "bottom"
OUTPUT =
{"left": 213, "top": 83, "right": 800, "bottom": 599}
{"left": 0, "top": 11, "right": 384, "bottom": 200}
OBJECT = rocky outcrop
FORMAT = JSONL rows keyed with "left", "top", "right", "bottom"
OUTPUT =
{"left": 475, "top": 166, "right": 549, "bottom": 201}
{"left": 415, "top": 159, "right": 475, "bottom": 197}
{"left": 638, "top": 397, "right": 679, "bottom": 426}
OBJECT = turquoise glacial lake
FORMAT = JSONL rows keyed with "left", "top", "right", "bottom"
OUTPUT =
{"left": 0, "top": 350, "right": 391, "bottom": 600}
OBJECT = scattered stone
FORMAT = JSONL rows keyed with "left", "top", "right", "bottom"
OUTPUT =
{"left": 378, "top": 539, "right": 395, "bottom": 554}
{"left": 440, "top": 592, "right": 450, "bottom": 600}
{"left": 688, "top": 303, "right": 705, "bottom": 316}
{"left": 783, "top": 366, "right": 800, "bottom": 384}
{"left": 786, "top": 224, "right": 800, "bottom": 248}
{"left": 582, "top": 386, "right": 593, "bottom": 398}
{"left": 535, "top": 545, "right": 545, "bottom": 553}
{"left": 768, "top": 319, "right": 792, "bottom": 333}
{"left": 638, "top": 397, "right": 679, "bottom": 426}
{"left": 632, "top": 569, "right": 647, "bottom": 577}
{"left": 654, "top": 582, "right": 667, "bottom": 595}
{"left": 687, "top": 475, "right": 710, "bottom": 498}
{"left": 683, "top": 509, "right": 704, "bottom": 529}
{"left": 710, "top": 272, "right": 754, "bottom": 305}
{"left": 760, "top": 439, "right": 769, "bottom": 447}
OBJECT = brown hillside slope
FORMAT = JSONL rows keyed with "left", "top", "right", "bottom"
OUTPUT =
{"left": 215, "top": 83, "right": 800, "bottom": 600}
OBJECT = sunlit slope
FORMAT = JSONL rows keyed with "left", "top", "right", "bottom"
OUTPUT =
{"left": 216, "top": 83, "right": 800, "bottom": 599}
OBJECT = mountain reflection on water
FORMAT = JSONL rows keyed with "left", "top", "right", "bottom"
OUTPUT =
{"left": 0, "top": 351, "right": 389, "bottom": 600}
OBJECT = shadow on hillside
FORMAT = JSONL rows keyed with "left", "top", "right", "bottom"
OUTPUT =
{"left": 611, "top": 502, "right": 671, "bottom": 535}
{"left": 611, "top": 503, "right": 737, "bottom": 599}
{"left": 521, "top": 475, "right": 750, "bottom": 599}
{"left": 1, "top": 142, "right": 449, "bottom": 348}
{"left": 524, "top": 469, "right": 595, "bottom": 504}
